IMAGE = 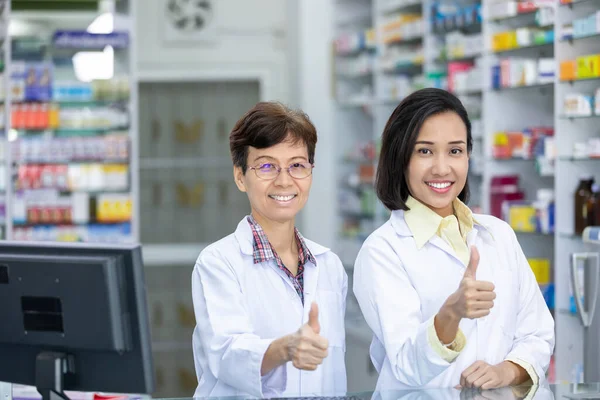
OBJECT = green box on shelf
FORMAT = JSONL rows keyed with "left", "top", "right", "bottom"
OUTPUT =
{"left": 12, "top": 0, "right": 100, "bottom": 11}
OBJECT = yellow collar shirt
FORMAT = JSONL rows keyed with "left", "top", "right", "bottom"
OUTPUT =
{"left": 404, "top": 195, "right": 474, "bottom": 266}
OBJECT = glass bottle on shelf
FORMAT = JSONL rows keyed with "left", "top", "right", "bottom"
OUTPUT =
{"left": 588, "top": 184, "right": 600, "bottom": 227}
{"left": 575, "top": 175, "right": 594, "bottom": 235}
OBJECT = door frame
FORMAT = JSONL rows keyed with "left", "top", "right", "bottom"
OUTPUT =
{"left": 137, "top": 68, "right": 274, "bottom": 101}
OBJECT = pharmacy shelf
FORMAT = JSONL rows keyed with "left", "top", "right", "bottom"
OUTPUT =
{"left": 432, "top": 22, "right": 482, "bottom": 35}
{"left": 488, "top": 9, "right": 539, "bottom": 22}
{"left": 385, "top": 35, "right": 424, "bottom": 44}
{"left": 435, "top": 54, "right": 480, "bottom": 63}
{"left": 558, "top": 156, "right": 600, "bottom": 161}
{"left": 453, "top": 89, "right": 484, "bottom": 96}
{"left": 11, "top": 11, "right": 109, "bottom": 22}
{"left": 381, "top": 63, "right": 425, "bottom": 74}
{"left": 560, "top": 76, "right": 600, "bottom": 84}
{"left": 380, "top": 0, "right": 423, "bottom": 13}
{"left": 558, "top": 231, "right": 588, "bottom": 239}
{"left": 560, "top": 32, "right": 600, "bottom": 42}
{"left": 491, "top": 41, "right": 554, "bottom": 54}
{"left": 0, "top": 0, "right": 9, "bottom": 240}
{"left": 5, "top": 1, "right": 139, "bottom": 243}
{"left": 491, "top": 82, "right": 554, "bottom": 91}
{"left": 560, "top": 114, "right": 600, "bottom": 120}
{"left": 554, "top": 0, "right": 600, "bottom": 381}
{"left": 560, "top": 0, "right": 600, "bottom": 8}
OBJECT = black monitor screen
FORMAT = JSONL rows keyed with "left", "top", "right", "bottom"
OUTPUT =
{"left": 0, "top": 241, "right": 154, "bottom": 400}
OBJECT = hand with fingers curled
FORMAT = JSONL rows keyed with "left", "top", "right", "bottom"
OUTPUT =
{"left": 286, "top": 302, "right": 329, "bottom": 371}
{"left": 458, "top": 360, "right": 524, "bottom": 390}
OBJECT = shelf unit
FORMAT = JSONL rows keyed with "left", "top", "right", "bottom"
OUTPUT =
{"left": 3, "top": 0, "right": 138, "bottom": 244}
{"left": 331, "top": 0, "right": 600, "bottom": 385}
{"left": 0, "top": 0, "right": 10, "bottom": 239}
{"left": 554, "top": 0, "right": 600, "bottom": 383}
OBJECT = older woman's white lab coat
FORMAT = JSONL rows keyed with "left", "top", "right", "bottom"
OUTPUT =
{"left": 191, "top": 217, "right": 348, "bottom": 399}
{"left": 353, "top": 210, "right": 555, "bottom": 391}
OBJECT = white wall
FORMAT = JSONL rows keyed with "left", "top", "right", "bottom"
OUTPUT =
{"left": 136, "top": 0, "right": 336, "bottom": 246}
{"left": 136, "top": 0, "right": 292, "bottom": 103}
{"left": 296, "top": 0, "right": 337, "bottom": 247}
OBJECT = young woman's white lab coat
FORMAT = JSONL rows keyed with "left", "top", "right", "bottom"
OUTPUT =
{"left": 353, "top": 210, "right": 555, "bottom": 390}
{"left": 191, "top": 217, "right": 348, "bottom": 398}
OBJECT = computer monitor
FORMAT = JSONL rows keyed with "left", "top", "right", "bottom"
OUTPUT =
{"left": 0, "top": 241, "right": 154, "bottom": 400}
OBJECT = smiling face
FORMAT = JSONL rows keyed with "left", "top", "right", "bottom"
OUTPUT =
{"left": 234, "top": 137, "right": 313, "bottom": 225}
{"left": 406, "top": 111, "right": 469, "bottom": 217}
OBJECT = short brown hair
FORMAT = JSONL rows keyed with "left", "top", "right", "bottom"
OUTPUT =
{"left": 229, "top": 102, "right": 317, "bottom": 172}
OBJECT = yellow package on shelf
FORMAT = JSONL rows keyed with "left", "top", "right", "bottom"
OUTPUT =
{"left": 366, "top": 28, "right": 376, "bottom": 48}
{"left": 576, "top": 54, "right": 600, "bottom": 79}
{"left": 382, "top": 14, "right": 422, "bottom": 43}
{"left": 402, "top": 14, "right": 422, "bottom": 22}
{"left": 493, "top": 131, "right": 509, "bottom": 146}
{"left": 97, "top": 194, "right": 132, "bottom": 223}
{"left": 528, "top": 258, "right": 551, "bottom": 285}
{"left": 507, "top": 204, "right": 537, "bottom": 232}
{"left": 492, "top": 31, "right": 518, "bottom": 52}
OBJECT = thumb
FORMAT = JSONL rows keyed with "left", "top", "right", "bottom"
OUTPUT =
{"left": 308, "top": 302, "right": 320, "bottom": 334}
{"left": 464, "top": 246, "right": 480, "bottom": 279}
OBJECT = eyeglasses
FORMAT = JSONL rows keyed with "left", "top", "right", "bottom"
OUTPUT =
{"left": 249, "top": 162, "right": 314, "bottom": 180}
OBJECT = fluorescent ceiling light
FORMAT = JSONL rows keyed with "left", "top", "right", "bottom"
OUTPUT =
{"left": 72, "top": 12, "right": 115, "bottom": 82}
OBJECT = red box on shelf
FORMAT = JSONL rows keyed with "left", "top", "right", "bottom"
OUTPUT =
{"left": 448, "top": 62, "right": 474, "bottom": 93}
{"left": 12, "top": 104, "right": 25, "bottom": 129}
{"left": 490, "top": 175, "right": 525, "bottom": 218}
{"left": 517, "top": 2, "right": 538, "bottom": 13}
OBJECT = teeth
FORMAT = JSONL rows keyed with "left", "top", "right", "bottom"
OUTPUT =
{"left": 271, "top": 195, "right": 295, "bottom": 201}
{"left": 427, "top": 182, "right": 451, "bottom": 189}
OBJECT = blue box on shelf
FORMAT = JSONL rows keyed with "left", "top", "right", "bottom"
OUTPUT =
{"left": 52, "top": 30, "right": 130, "bottom": 50}
{"left": 491, "top": 64, "right": 501, "bottom": 89}
{"left": 541, "top": 283, "right": 554, "bottom": 311}
{"left": 11, "top": 61, "right": 53, "bottom": 102}
{"left": 25, "top": 63, "right": 53, "bottom": 102}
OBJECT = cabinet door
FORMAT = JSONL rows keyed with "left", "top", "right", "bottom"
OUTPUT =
{"left": 139, "top": 81, "right": 259, "bottom": 244}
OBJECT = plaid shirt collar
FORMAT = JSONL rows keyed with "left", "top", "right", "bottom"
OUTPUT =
{"left": 246, "top": 215, "right": 316, "bottom": 266}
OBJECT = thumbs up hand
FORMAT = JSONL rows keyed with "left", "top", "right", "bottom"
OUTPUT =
{"left": 443, "top": 247, "right": 496, "bottom": 320}
{"left": 307, "top": 301, "right": 321, "bottom": 333}
{"left": 287, "top": 302, "right": 329, "bottom": 371}
{"left": 463, "top": 245, "right": 481, "bottom": 280}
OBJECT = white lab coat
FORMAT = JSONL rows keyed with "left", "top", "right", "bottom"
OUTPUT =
{"left": 353, "top": 210, "right": 555, "bottom": 391}
{"left": 191, "top": 217, "right": 348, "bottom": 398}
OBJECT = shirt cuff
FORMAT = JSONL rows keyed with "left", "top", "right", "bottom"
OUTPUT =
{"left": 511, "top": 385, "right": 538, "bottom": 400}
{"left": 426, "top": 319, "right": 466, "bottom": 363}
{"left": 506, "top": 357, "right": 539, "bottom": 385}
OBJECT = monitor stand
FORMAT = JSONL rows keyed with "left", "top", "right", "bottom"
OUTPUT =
{"left": 0, "top": 382, "right": 12, "bottom": 400}
{"left": 35, "top": 352, "right": 75, "bottom": 400}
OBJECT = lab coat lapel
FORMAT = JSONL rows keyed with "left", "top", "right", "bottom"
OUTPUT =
{"left": 428, "top": 235, "right": 466, "bottom": 268}
{"left": 467, "top": 227, "right": 492, "bottom": 361}
{"left": 466, "top": 228, "right": 493, "bottom": 282}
